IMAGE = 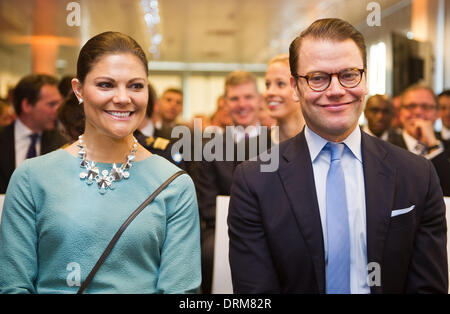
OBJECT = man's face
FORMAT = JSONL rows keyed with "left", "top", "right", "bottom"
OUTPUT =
{"left": 225, "top": 82, "right": 261, "bottom": 128}
{"left": 26, "top": 84, "right": 62, "bottom": 131}
{"left": 399, "top": 89, "right": 438, "bottom": 137}
{"left": 159, "top": 91, "right": 183, "bottom": 123}
{"left": 364, "top": 99, "right": 393, "bottom": 137}
{"left": 291, "top": 38, "right": 368, "bottom": 142}
{"left": 438, "top": 95, "right": 450, "bottom": 129}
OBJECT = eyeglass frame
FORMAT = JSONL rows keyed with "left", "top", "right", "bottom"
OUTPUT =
{"left": 293, "top": 68, "right": 365, "bottom": 92}
{"left": 401, "top": 103, "right": 438, "bottom": 112}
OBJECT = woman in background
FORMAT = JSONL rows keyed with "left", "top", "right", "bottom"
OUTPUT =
{"left": 0, "top": 31, "right": 201, "bottom": 294}
{"left": 265, "top": 54, "right": 305, "bottom": 143}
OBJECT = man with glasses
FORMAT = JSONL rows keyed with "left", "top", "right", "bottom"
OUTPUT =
{"left": 228, "top": 18, "right": 448, "bottom": 294}
{"left": 390, "top": 85, "right": 442, "bottom": 156}
{"left": 388, "top": 85, "right": 450, "bottom": 195}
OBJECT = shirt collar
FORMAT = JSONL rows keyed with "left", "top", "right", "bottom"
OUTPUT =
{"left": 233, "top": 123, "right": 261, "bottom": 142}
{"left": 15, "top": 118, "right": 41, "bottom": 139}
{"left": 305, "top": 124, "right": 362, "bottom": 163}
{"left": 139, "top": 120, "right": 155, "bottom": 137}
{"left": 402, "top": 130, "right": 420, "bottom": 152}
{"left": 441, "top": 126, "right": 450, "bottom": 140}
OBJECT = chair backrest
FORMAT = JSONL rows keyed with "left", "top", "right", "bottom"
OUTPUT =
{"left": 0, "top": 194, "right": 4, "bottom": 224}
{"left": 211, "top": 195, "right": 233, "bottom": 294}
{"left": 445, "top": 197, "right": 450, "bottom": 294}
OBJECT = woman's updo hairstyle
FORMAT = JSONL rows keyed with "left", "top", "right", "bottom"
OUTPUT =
{"left": 76, "top": 31, "right": 148, "bottom": 83}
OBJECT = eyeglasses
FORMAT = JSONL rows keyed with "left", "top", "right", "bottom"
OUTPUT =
{"left": 401, "top": 103, "right": 437, "bottom": 112}
{"left": 294, "top": 68, "right": 365, "bottom": 92}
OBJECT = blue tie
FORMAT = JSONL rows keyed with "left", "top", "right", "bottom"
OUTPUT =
{"left": 26, "top": 133, "right": 39, "bottom": 159}
{"left": 325, "top": 142, "right": 350, "bottom": 294}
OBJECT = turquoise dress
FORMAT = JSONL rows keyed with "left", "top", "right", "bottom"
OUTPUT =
{"left": 0, "top": 149, "right": 201, "bottom": 293}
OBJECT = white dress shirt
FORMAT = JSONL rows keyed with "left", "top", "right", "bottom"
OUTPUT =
{"left": 14, "top": 118, "right": 42, "bottom": 167}
{"left": 402, "top": 130, "right": 443, "bottom": 159}
{"left": 440, "top": 126, "right": 450, "bottom": 141}
{"left": 232, "top": 124, "right": 260, "bottom": 143}
{"left": 305, "top": 125, "right": 370, "bottom": 294}
{"left": 139, "top": 120, "right": 155, "bottom": 137}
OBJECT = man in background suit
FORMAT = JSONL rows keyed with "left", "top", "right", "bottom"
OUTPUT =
{"left": 0, "top": 74, "right": 66, "bottom": 194}
{"left": 154, "top": 87, "right": 184, "bottom": 139}
{"left": 388, "top": 85, "right": 450, "bottom": 196}
{"left": 228, "top": 18, "right": 447, "bottom": 293}
{"left": 195, "top": 70, "right": 266, "bottom": 293}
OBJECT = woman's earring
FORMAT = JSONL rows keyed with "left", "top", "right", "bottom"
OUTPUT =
{"left": 78, "top": 98, "right": 83, "bottom": 105}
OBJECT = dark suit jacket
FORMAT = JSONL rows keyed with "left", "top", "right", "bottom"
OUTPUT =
{"left": 134, "top": 129, "right": 187, "bottom": 170}
{"left": 0, "top": 123, "right": 67, "bottom": 194}
{"left": 388, "top": 131, "right": 450, "bottom": 196}
{"left": 194, "top": 130, "right": 272, "bottom": 294}
{"left": 228, "top": 130, "right": 448, "bottom": 293}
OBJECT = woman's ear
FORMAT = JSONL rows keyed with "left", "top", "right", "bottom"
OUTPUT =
{"left": 71, "top": 78, "right": 83, "bottom": 104}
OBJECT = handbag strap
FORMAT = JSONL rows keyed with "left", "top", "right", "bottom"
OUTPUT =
{"left": 77, "top": 170, "right": 186, "bottom": 294}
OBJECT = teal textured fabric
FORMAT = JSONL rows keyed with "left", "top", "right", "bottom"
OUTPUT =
{"left": 0, "top": 149, "right": 201, "bottom": 294}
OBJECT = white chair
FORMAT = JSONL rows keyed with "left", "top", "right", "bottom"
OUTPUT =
{"left": 211, "top": 195, "right": 233, "bottom": 294}
{"left": 0, "top": 194, "right": 4, "bottom": 224}
{"left": 444, "top": 197, "right": 450, "bottom": 294}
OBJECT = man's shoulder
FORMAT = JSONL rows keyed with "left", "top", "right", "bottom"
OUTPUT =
{"left": 0, "top": 123, "right": 14, "bottom": 137}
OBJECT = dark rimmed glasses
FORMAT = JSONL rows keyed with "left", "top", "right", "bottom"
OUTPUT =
{"left": 294, "top": 68, "right": 365, "bottom": 92}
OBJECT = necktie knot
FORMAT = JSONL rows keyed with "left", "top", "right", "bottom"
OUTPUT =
{"left": 30, "top": 133, "right": 39, "bottom": 143}
{"left": 414, "top": 142, "right": 427, "bottom": 156}
{"left": 327, "top": 142, "right": 345, "bottom": 161}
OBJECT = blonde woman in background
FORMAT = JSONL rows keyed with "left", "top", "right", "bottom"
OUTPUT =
{"left": 264, "top": 54, "right": 305, "bottom": 143}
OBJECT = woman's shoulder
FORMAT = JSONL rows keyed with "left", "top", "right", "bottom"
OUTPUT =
{"left": 137, "top": 154, "right": 194, "bottom": 190}
{"left": 17, "top": 149, "right": 72, "bottom": 175}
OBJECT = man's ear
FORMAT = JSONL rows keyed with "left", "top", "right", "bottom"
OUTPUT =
{"left": 71, "top": 78, "right": 83, "bottom": 103}
{"left": 21, "top": 98, "right": 33, "bottom": 114}
{"left": 290, "top": 76, "right": 301, "bottom": 102}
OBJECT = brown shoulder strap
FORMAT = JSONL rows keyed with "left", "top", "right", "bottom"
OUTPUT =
{"left": 77, "top": 170, "right": 186, "bottom": 294}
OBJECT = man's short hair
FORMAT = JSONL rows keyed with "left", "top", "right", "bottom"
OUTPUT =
{"left": 401, "top": 84, "right": 437, "bottom": 107}
{"left": 162, "top": 87, "right": 183, "bottom": 98}
{"left": 12, "top": 74, "right": 59, "bottom": 116}
{"left": 289, "top": 18, "right": 367, "bottom": 78}
{"left": 224, "top": 70, "right": 258, "bottom": 96}
{"left": 365, "top": 94, "right": 393, "bottom": 110}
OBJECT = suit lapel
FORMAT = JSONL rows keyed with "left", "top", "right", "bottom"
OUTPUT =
{"left": 278, "top": 132, "right": 326, "bottom": 293}
{"left": 361, "top": 132, "right": 396, "bottom": 294}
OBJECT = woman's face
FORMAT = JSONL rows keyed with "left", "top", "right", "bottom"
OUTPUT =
{"left": 73, "top": 53, "right": 148, "bottom": 140}
{"left": 264, "top": 61, "right": 299, "bottom": 120}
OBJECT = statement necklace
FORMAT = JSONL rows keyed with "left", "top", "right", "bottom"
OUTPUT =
{"left": 78, "top": 135, "right": 138, "bottom": 194}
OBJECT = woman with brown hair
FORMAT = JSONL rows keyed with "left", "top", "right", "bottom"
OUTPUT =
{"left": 0, "top": 32, "right": 201, "bottom": 294}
